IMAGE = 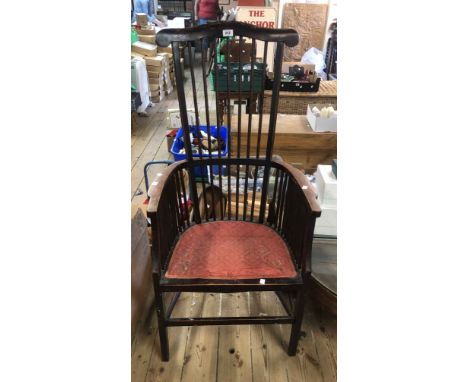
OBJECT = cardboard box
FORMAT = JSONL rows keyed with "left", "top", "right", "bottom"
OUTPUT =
{"left": 131, "top": 41, "right": 158, "bottom": 57}
{"left": 131, "top": 51, "right": 145, "bottom": 60}
{"left": 147, "top": 72, "right": 162, "bottom": 80}
{"left": 315, "top": 164, "right": 337, "bottom": 206}
{"left": 158, "top": 52, "right": 172, "bottom": 61}
{"left": 138, "top": 35, "right": 155, "bottom": 44}
{"left": 149, "top": 83, "right": 160, "bottom": 91}
{"left": 166, "top": 129, "right": 178, "bottom": 153}
{"left": 148, "top": 77, "right": 164, "bottom": 85}
{"left": 144, "top": 56, "right": 164, "bottom": 67}
{"left": 136, "top": 13, "right": 148, "bottom": 26}
{"left": 306, "top": 105, "right": 337, "bottom": 133}
{"left": 136, "top": 26, "right": 155, "bottom": 35}
{"left": 167, "top": 108, "right": 196, "bottom": 130}
{"left": 147, "top": 74, "right": 163, "bottom": 82}
{"left": 147, "top": 70, "right": 163, "bottom": 78}
{"left": 314, "top": 205, "right": 336, "bottom": 236}
{"left": 151, "top": 93, "right": 165, "bottom": 103}
{"left": 146, "top": 65, "right": 162, "bottom": 73}
{"left": 282, "top": 61, "right": 315, "bottom": 74}
{"left": 158, "top": 46, "right": 172, "bottom": 54}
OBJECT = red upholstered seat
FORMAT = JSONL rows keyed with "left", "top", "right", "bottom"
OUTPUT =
{"left": 165, "top": 221, "right": 297, "bottom": 279}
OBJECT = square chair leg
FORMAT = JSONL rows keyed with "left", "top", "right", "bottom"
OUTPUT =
{"left": 153, "top": 276, "right": 169, "bottom": 361}
{"left": 287, "top": 288, "right": 306, "bottom": 356}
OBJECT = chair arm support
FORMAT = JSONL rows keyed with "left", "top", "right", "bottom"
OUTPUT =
{"left": 147, "top": 160, "right": 187, "bottom": 214}
{"left": 147, "top": 160, "right": 187, "bottom": 277}
{"left": 271, "top": 158, "right": 321, "bottom": 217}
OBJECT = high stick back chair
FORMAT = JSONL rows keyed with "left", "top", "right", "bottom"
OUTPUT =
{"left": 147, "top": 21, "right": 321, "bottom": 361}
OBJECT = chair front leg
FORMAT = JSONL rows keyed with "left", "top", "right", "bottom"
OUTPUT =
{"left": 153, "top": 274, "right": 169, "bottom": 361}
{"left": 287, "top": 287, "right": 306, "bottom": 356}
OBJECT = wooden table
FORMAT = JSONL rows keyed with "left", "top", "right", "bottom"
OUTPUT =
{"left": 230, "top": 114, "right": 336, "bottom": 172}
{"left": 263, "top": 80, "right": 337, "bottom": 115}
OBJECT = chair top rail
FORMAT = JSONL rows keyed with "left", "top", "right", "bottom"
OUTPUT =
{"left": 155, "top": 21, "right": 299, "bottom": 47}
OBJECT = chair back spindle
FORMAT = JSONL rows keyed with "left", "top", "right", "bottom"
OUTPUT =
{"left": 156, "top": 22, "right": 299, "bottom": 227}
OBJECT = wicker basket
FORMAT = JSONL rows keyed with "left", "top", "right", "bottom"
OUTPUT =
{"left": 263, "top": 80, "right": 337, "bottom": 115}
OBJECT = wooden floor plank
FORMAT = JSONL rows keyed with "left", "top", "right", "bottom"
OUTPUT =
{"left": 273, "top": 295, "right": 310, "bottom": 382}
{"left": 131, "top": 309, "right": 158, "bottom": 382}
{"left": 132, "top": 291, "right": 337, "bottom": 382}
{"left": 131, "top": 114, "right": 164, "bottom": 165}
{"left": 307, "top": 308, "right": 337, "bottom": 382}
{"left": 144, "top": 292, "right": 197, "bottom": 382}
{"left": 249, "top": 291, "right": 290, "bottom": 382}
{"left": 131, "top": 292, "right": 173, "bottom": 382}
{"left": 298, "top": 302, "right": 336, "bottom": 382}
{"left": 321, "top": 312, "right": 337, "bottom": 364}
{"left": 217, "top": 292, "right": 253, "bottom": 382}
{"left": 131, "top": 109, "right": 158, "bottom": 148}
{"left": 131, "top": 115, "right": 169, "bottom": 199}
{"left": 131, "top": 112, "right": 166, "bottom": 169}
{"left": 285, "top": 297, "right": 324, "bottom": 382}
{"left": 297, "top": 312, "right": 325, "bottom": 382}
{"left": 131, "top": 63, "right": 216, "bottom": 207}
{"left": 179, "top": 293, "right": 221, "bottom": 382}
{"left": 131, "top": 127, "right": 173, "bottom": 214}
{"left": 248, "top": 293, "right": 269, "bottom": 382}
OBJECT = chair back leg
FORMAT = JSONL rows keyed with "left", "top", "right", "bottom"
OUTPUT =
{"left": 287, "top": 288, "right": 306, "bottom": 356}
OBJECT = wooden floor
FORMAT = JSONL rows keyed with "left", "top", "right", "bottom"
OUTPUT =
{"left": 131, "top": 81, "right": 178, "bottom": 215}
{"left": 131, "top": 55, "right": 336, "bottom": 381}
{"left": 131, "top": 291, "right": 337, "bottom": 382}
{"left": 131, "top": 54, "right": 217, "bottom": 215}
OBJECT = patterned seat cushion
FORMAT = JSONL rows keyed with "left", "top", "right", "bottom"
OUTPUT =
{"left": 165, "top": 221, "right": 297, "bottom": 279}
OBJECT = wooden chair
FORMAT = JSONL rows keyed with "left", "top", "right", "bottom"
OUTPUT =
{"left": 147, "top": 21, "right": 321, "bottom": 361}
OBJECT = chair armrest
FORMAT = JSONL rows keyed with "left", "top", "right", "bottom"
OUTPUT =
{"left": 147, "top": 160, "right": 187, "bottom": 214}
{"left": 271, "top": 157, "right": 321, "bottom": 217}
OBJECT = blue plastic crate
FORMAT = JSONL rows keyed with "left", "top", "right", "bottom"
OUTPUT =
{"left": 170, "top": 125, "right": 228, "bottom": 177}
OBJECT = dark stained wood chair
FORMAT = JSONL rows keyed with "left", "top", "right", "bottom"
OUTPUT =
{"left": 147, "top": 21, "right": 321, "bottom": 361}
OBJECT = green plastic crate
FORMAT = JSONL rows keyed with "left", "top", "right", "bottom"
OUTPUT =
{"left": 210, "top": 62, "right": 265, "bottom": 92}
